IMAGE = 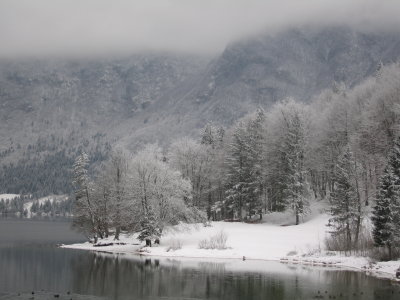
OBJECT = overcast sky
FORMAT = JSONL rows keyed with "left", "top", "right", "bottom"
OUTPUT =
{"left": 0, "top": 0, "right": 399, "bottom": 58}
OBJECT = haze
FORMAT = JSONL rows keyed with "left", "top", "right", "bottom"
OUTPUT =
{"left": 0, "top": 0, "right": 399, "bottom": 58}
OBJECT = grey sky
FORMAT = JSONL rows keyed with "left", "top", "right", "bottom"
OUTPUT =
{"left": 0, "top": 0, "right": 399, "bottom": 57}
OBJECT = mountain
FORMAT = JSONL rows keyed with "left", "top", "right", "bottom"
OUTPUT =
{"left": 1, "top": 26, "right": 400, "bottom": 196}
{"left": 169, "top": 26, "right": 400, "bottom": 124}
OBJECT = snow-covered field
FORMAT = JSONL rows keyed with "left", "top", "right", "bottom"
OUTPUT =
{"left": 62, "top": 210, "right": 400, "bottom": 282}
{"left": 63, "top": 214, "right": 327, "bottom": 259}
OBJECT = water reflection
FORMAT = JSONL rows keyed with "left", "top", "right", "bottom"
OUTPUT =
{"left": 67, "top": 252, "right": 400, "bottom": 300}
{"left": 1, "top": 219, "right": 400, "bottom": 300}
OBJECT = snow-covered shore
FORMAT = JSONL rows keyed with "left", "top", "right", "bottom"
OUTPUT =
{"left": 61, "top": 212, "right": 400, "bottom": 282}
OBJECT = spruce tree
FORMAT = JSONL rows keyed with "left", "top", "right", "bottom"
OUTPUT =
{"left": 225, "top": 122, "right": 248, "bottom": 220}
{"left": 245, "top": 108, "right": 266, "bottom": 219}
{"left": 280, "top": 109, "right": 309, "bottom": 224}
{"left": 225, "top": 111, "right": 266, "bottom": 221}
{"left": 328, "top": 147, "right": 360, "bottom": 251}
{"left": 372, "top": 137, "right": 400, "bottom": 259}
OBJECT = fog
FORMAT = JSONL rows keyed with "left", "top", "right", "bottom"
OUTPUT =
{"left": 0, "top": 0, "right": 400, "bottom": 57}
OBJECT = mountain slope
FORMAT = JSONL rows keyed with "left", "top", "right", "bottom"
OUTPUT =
{"left": 170, "top": 26, "right": 400, "bottom": 125}
{"left": 1, "top": 26, "right": 400, "bottom": 195}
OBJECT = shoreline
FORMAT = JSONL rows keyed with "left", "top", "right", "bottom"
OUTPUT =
{"left": 62, "top": 232, "right": 400, "bottom": 284}
{"left": 60, "top": 209, "right": 400, "bottom": 283}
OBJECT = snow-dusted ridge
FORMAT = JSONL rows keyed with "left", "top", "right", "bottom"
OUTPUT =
{"left": 61, "top": 211, "right": 400, "bottom": 282}
{"left": 0, "top": 194, "right": 20, "bottom": 200}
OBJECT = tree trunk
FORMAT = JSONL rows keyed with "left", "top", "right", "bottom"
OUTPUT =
{"left": 207, "top": 181, "right": 212, "bottom": 220}
{"left": 114, "top": 226, "right": 120, "bottom": 240}
{"left": 364, "top": 168, "right": 369, "bottom": 206}
{"left": 105, "top": 225, "right": 109, "bottom": 238}
{"left": 353, "top": 158, "right": 362, "bottom": 247}
{"left": 346, "top": 222, "right": 352, "bottom": 253}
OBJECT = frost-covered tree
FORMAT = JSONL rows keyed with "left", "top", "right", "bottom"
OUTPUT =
{"left": 264, "top": 100, "right": 310, "bottom": 222}
{"left": 104, "top": 150, "right": 130, "bottom": 240}
{"left": 225, "top": 121, "right": 249, "bottom": 220}
{"left": 280, "top": 107, "right": 309, "bottom": 224}
{"left": 328, "top": 147, "right": 362, "bottom": 251}
{"left": 72, "top": 152, "right": 99, "bottom": 242}
{"left": 131, "top": 144, "right": 204, "bottom": 241}
{"left": 200, "top": 123, "right": 226, "bottom": 220}
{"left": 244, "top": 109, "right": 266, "bottom": 219}
{"left": 372, "top": 138, "right": 400, "bottom": 259}
{"left": 201, "top": 122, "right": 225, "bottom": 149}
{"left": 138, "top": 204, "right": 161, "bottom": 247}
{"left": 225, "top": 109, "right": 266, "bottom": 220}
{"left": 168, "top": 138, "right": 211, "bottom": 209}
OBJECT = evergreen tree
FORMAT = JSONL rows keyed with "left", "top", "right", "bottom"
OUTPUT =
{"left": 278, "top": 106, "right": 309, "bottom": 224}
{"left": 138, "top": 205, "right": 161, "bottom": 247}
{"left": 225, "top": 122, "right": 248, "bottom": 220}
{"left": 200, "top": 122, "right": 225, "bottom": 219}
{"left": 328, "top": 147, "right": 360, "bottom": 251}
{"left": 245, "top": 109, "right": 266, "bottom": 219}
{"left": 225, "top": 110, "right": 266, "bottom": 220}
{"left": 372, "top": 138, "right": 400, "bottom": 259}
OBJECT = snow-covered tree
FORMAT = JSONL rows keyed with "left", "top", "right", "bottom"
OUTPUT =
{"left": 104, "top": 150, "right": 130, "bottom": 240}
{"left": 372, "top": 137, "right": 400, "bottom": 259}
{"left": 200, "top": 123, "right": 226, "bottom": 220}
{"left": 328, "top": 147, "right": 362, "bottom": 251}
{"left": 225, "top": 109, "right": 266, "bottom": 220}
{"left": 131, "top": 144, "right": 204, "bottom": 242}
{"left": 72, "top": 152, "right": 99, "bottom": 242}
{"left": 264, "top": 100, "right": 310, "bottom": 222}
{"left": 280, "top": 106, "right": 310, "bottom": 224}
{"left": 225, "top": 121, "right": 249, "bottom": 220}
{"left": 201, "top": 122, "right": 224, "bottom": 149}
{"left": 168, "top": 138, "right": 211, "bottom": 209}
{"left": 244, "top": 109, "right": 266, "bottom": 219}
{"left": 138, "top": 204, "right": 161, "bottom": 247}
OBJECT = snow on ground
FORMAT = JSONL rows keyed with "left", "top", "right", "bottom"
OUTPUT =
{"left": 0, "top": 194, "right": 19, "bottom": 200}
{"left": 63, "top": 210, "right": 328, "bottom": 260}
{"left": 62, "top": 208, "right": 400, "bottom": 281}
{"left": 63, "top": 200, "right": 329, "bottom": 258}
{"left": 282, "top": 253, "right": 400, "bottom": 281}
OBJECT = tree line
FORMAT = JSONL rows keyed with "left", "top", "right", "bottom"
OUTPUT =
{"left": 0, "top": 132, "right": 110, "bottom": 198}
{"left": 0, "top": 195, "right": 73, "bottom": 217}
{"left": 73, "top": 63, "right": 400, "bottom": 257}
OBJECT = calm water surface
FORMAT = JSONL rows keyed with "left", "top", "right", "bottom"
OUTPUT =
{"left": 0, "top": 218, "right": 400, "bottom": 300}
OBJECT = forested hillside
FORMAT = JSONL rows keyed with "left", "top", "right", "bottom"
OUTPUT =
{"left": 1, "top": 26, "right": 400, "bottom": 196}
{"left": 73, "top": 62, "right": 400, "bottom": 256}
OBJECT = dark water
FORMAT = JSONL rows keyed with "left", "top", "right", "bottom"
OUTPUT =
{"left": 1, "top": 218, "right": 400, "bottom": 300}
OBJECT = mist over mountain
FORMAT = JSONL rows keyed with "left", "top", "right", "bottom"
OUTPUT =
{"left": 1, "top": 25, "right": 400, "bottom": 195}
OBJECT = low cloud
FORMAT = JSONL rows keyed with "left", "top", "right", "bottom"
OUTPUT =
{"left": 0, "top": 0, "right": 399, "bottom": 58}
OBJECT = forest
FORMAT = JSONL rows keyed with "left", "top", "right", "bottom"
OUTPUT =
{"left": 72, "top": 63, "right": 400, "bottom": 258}
{"left": 0, "top": 194, "right": 73, "bottom": 217}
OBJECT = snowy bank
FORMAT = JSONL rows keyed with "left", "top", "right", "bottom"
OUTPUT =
{"left": 62, "top": 214, "right": 328, "bottom": 260}
{"left": 62, "top": 212, "right": 400, "bottom": 282}
{"left": 281, "top": 253, "right": 400, "bottom": 282}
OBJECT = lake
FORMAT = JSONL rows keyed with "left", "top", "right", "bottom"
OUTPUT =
{"left": 0, "top": 218, "right": 400, "bottom": 300}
